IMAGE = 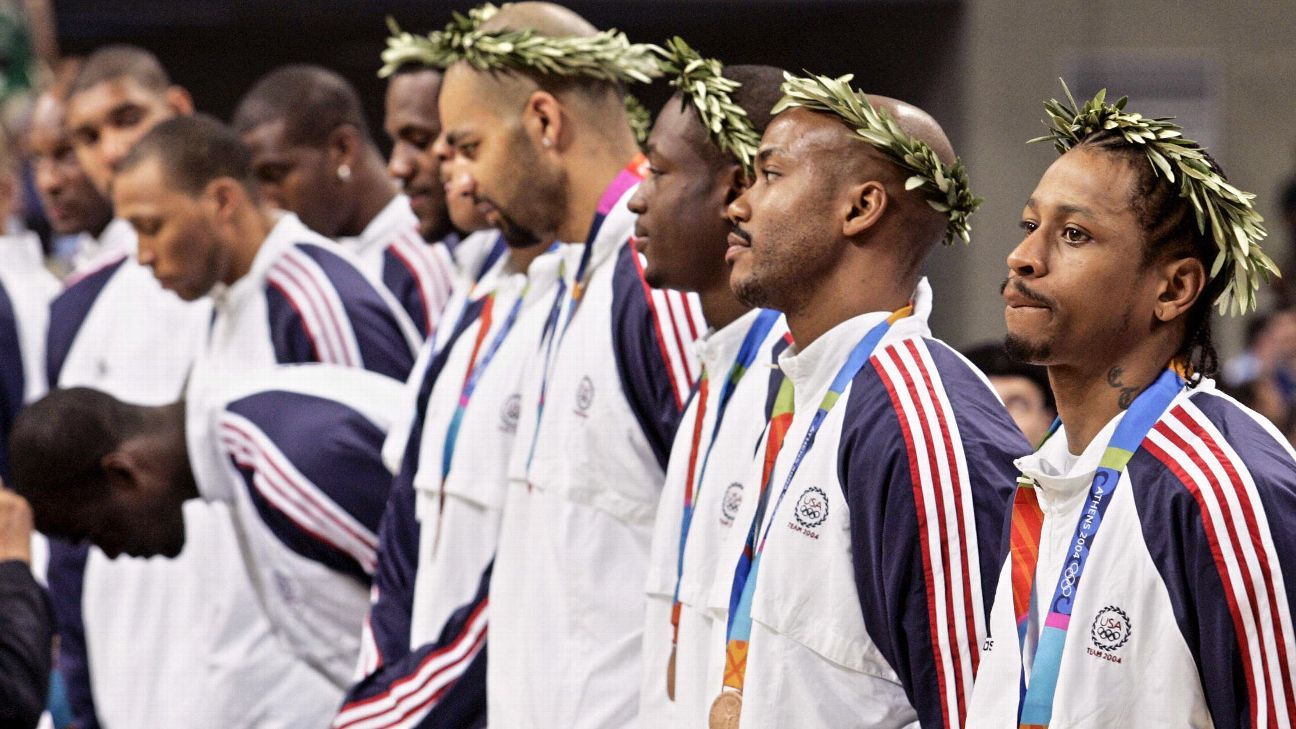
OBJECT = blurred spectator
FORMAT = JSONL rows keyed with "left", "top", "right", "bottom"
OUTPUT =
{"left": 22, "top": 60, "right": 113, "bottom": 278}
{"left": 962, "top": 340, "right": 1056, "bottom": 445}
{"left": 0, "top": 487, "right": 51, "bottom": 729}
{"left": 1222, "top": 307, "right": 1296, "bottom": 440}
{"left": 1274, "top": 177, "right": 1296, "bottom": 308}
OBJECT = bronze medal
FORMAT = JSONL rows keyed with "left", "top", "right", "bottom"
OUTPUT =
{"left": 708, "top": 690, "right": 742, "bottom": 729}
{"left": 666, "top": 645, "right": 677, "bottom": 700}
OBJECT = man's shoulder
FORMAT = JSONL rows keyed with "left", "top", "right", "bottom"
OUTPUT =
{"left": 223, "top": 366, "right": 401, "bottom": 434}
{"left": 56, "top": 255, "right": 127, "bottom": 304}
{"left": 1135, "top": 387, "right": 1296, "bottom": 488}
{"left": 221, "top": 382, "right": 388, "bottom": 483}
{"left": 851, "top": 334, "right": 1020, "bottom": 437}
{"left": 262, "top": 239, "right": 391, "bottom": 313}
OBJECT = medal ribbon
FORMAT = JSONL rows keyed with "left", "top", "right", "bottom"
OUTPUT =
{"left": 1012, "top": 367, "right": 1183, "bottom": 728}
{"left": 523, "top": 155, "right": 648, "bottom": 479}
{"left": 669, "top": 309, "right": 781, "bottom": 649}
{"left": 721, "top": 306, "right": 910, "bottom": 693}
{"left": 440, "top": 284, "right": 530, "bottom": 482}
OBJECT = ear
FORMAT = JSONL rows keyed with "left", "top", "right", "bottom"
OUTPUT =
{"left": 521, "top": 90, "right": 564, "bottom": 153}
{"left": 101, "top": 449, "right": 141, "bottom": 493}
{"left": 721, "top": 163, "right": 748, "bottom": 207}
{"left": 203, "top": 177, "right": 247, "bottom": 228}
{"left": 326, "top": 125, "right": 360, "bottom": 169}
{"left": 165, "top": 86, "right": 195, "bottom": 116}
{"left": 842, "top": 180, "right": 888, "bottom": 239}
{"left": 1153, "top": 256, "right": 1207, "bottom": 323}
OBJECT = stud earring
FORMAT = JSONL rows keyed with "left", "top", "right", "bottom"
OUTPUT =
{"left": 337, "top": 164, "right": 352, "bottom": 181}
{"left": 542, "top": 137, "right": 552, "bottom": 149}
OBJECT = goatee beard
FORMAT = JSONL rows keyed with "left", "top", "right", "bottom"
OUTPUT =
{"left": 732, "top": 275, "right": 770, "bottom": 310}
{"left": 1004, "top": 333, "right": 1050, "bottom": 364}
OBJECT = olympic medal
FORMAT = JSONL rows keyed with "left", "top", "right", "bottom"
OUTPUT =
{"left": 708, "top": 690, "right": 742, "bottom": 729}
{"left": 666, "top": 646, "right": 677, "bottom": 700}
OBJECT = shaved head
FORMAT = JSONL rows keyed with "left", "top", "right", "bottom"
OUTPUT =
{"left": 728, "top": 93, "right": 961, "bottom": 327}
{"left": 479, "top": 1, "right": 598, "bottom": 37}
{"left": 447, "top": 1, "right": 625, "bottom": 123}
{"left": 868, "top": 95, "right": 955, "bottom": 167}
{"left": 436, "top": 0, "right": 641, "bottom": 242}
{"left": 812, "top": 95, "right": 956, "bottom": 259}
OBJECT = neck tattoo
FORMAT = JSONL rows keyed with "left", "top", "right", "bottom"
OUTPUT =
{"left": 1105, "top": 366, "right": 1142, "bottom": 410}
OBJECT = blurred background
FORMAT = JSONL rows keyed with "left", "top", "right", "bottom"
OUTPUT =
{"left": 5, "top": 0, "right": 1296, "bottom": 370}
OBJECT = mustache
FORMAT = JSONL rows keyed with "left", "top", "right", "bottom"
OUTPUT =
{"left": 1001, "top": 277, "right": 1056, "bottom": 308}
{"left": 729, "top": 223, "right": 752, "bottom": 245}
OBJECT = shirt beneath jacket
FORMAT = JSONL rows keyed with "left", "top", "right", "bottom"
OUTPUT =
{"left": 340, "top": 194, "right": 455, "bottom": 340}
{"left": 188, "top": 365, "right": 402, "bottom": 702}
{"left": 381, "top": 229, "right": 504, "bottom": 477}
{"left": 492, "top": 171, "right": 705, "bottom": 729}
{"left": 967, "top": 380, "right": 1296, "bottom": 729}
{"left": 704, "top": 280, "right": 1027, "bottom": 729}
{"left": 43, "top": 218, "right": 275, "bottom": 729}
{"left": 338, "top": 244, "right": 560, "bottom": 729}
{"left": 640, "top": 307, "right": 789, "bottom": 728}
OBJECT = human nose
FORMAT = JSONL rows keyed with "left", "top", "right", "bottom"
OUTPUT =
{"left": 726, "top": 187, "right": 751, "bottom": 226}
{"left": 388, "top": 142, "right": 414, "bottom": 181}
{"left": 1007, "top": 227, "right": 1046, "bottom": 279}
{"left": 101, "top": 129, "right": 133, "bottom": 173}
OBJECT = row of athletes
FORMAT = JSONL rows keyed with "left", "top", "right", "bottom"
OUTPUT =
{"left": 2, "top": 2, "right": 1293, "bottom": 729}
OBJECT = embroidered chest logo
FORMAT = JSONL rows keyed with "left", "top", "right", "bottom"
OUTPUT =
{"left": 500, "top": 393, "right": 521, "bottom": 433}
{"left": 574, "top": 375, "right": 595, "bottom": 416}
{"left": 789, "top": 486, "right": 829, "bottom": 539}
{"left": 1087, "top": 605, "right": 1131, "bottom": 664}
{"left": 719, "top": 483, "right": 743, "bottom": 526}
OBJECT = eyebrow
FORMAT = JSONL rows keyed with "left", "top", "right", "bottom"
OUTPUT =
{"left": 108, "top": 101, "right": 142, "bottom": 118}
{"left": 756, "top": 147, "right": 786, "bottom": 164}
{"left": 444, "top": 130, "right": 471, "bottom": 147}
{"left": 1025, "top": 197, "right": 1095, "bottom": 218}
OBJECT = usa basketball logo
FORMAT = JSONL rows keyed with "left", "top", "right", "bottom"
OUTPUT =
{"left": 575, "top": 376, "right": 595, "bottom": 415}
{"left": 500, "top": 393, "right": 521, "bottom": 432}
{"left": 794, "top": 486, "right": 829, "bottom": 529}
{"left": 1090, "top": 605, "right": 1132, "bottom": 653}
{"left": 720, "top": 483, "right": 743, "bottom": 525}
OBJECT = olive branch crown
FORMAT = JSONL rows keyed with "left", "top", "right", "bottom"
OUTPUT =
{"left": 773, "top": 73, "right": 981, "bottom": 246}
{"left": 378, "top": 3, "right": 658, "bottom": 142}
{"left": 1031, "top": 80, "right": 1276, "bottom": 315}
{"left": 653, "top": 37, "right": 762, "bottom": 173}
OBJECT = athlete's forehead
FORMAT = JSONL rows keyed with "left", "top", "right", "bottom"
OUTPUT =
{"left": 441, "top": 63, "right": 530, "bottom": 129}
{"left": 66, "top": 76, "right": 167, "bottom": 128}
{"left": 114, "top": 156, "right": 191, "bottom": 215}
{"left": 386, "top": 71, "right": 442, "bottom": 125}
{"left": 240, "top": 118, "right": 297, "bottom": 158}
{"left": 756, "top": 109, "right": 852, "bottom": 169}
{"left": 1027, "top": 148, "right": 1139, "bottom": 221}
{"left": 26, "top": 95, "right": 70, "bottom": 152}
{"left": 647, "top": 96, "right": 712, "bottom": 164}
